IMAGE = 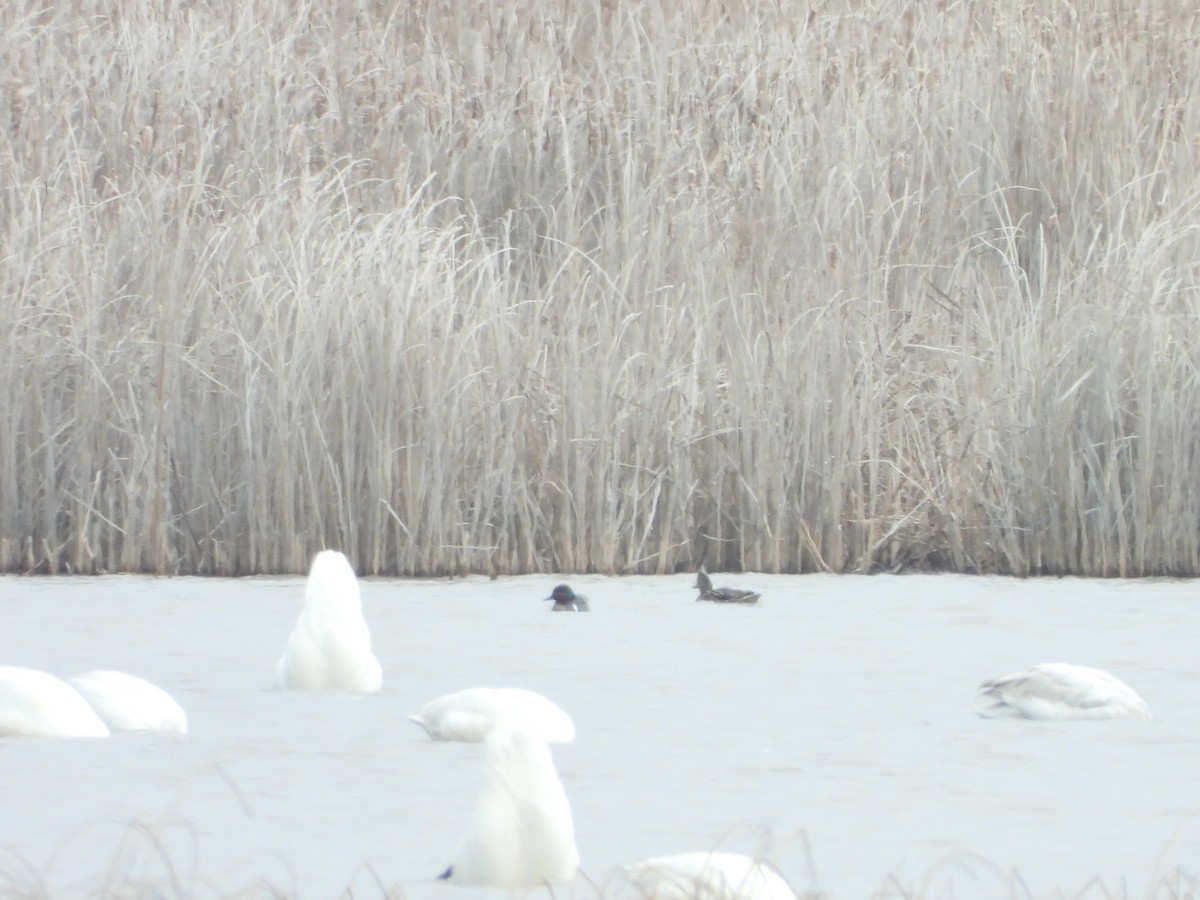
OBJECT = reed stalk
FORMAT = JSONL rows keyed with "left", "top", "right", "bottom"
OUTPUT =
{"left": 3, "top": 0, "right": 1199, "bottom": 575}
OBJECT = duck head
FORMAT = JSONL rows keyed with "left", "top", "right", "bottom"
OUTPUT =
{"left": 545, "top": 584, "right": 576, "bottom": 605}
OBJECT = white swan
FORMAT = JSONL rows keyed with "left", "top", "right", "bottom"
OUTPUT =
{"left": 0, "top": 666, "right": 110, "bottom": 738}
{"left": 274, "top": 550, "right": 382, "bottom": 693}
{"left": 624, "top": 852, "right": 798, "bottom": 900}
{"left": 69, "top": 670, "right": 188, "bottom": 734}
{"left": 410, "top": 687, "right": 576, "bottom": 743}
{"left": 439, "top": 725, "right": 580, "bottom": 888}
{"left": 979, "top": 662, "right": 1151, "bottom": 720}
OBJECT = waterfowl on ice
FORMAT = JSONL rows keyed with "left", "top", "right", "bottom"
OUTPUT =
{"left": 624, "top": 851, "right": 798, "bottom": 900}
{"left": 438, "top": 725, "right": 580, "bottom": 887}
{"left": 978, "top": 662, "right": 1151, "bottom": 720}
{"left": 0, "top": 666, "right": 110, "bottom": 738}
{"left": 274, "top": 550, "right": 382, "bottom": 693}
{"left": 545, "top": 584, "right": 590, "bottom": 612}
{"left": 694, "top": 568, "right": 760, "bottom": 605}
{"left": 69, "top": 670, "right": 188, "bottom": 734}
{"left": 410, "top": 687, "right": 575, "bottom": 743}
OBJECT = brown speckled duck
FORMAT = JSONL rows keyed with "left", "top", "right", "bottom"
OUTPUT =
{"left": 693, "top": 568, "right": 760, "bottom": 604}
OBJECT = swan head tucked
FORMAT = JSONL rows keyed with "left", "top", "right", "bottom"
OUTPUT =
{"left": 409, "top": 687, "right": 576, "bottom": 743}
{"left": 69, "top": 670, "right": 188, "bottom": 734}
{"left": 978, "top": 662, "right": 1151, "bottom": 721}
{"left": 274, "top": 550, "right": 382, "bottom": 693}
{"left": 439, "top": 724, "right": 579, "bottom": 888}
{"left": 302, "top": 550, "right": 364, "bottom": 620}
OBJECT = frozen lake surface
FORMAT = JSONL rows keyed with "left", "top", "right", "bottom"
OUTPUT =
{"left": 1, "top": 572, "right": 1198, "bottom": 899}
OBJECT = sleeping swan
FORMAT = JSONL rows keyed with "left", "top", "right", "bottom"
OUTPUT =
{"left": 979, "top": 662, "right": 1151, "bottom": 720}
{"left": 0, "top": 666, "right": 110, "bottom": 738}
{"left": 69, "top": 670, "right": 188, "bottom": 734}
{"left": 624, "top": 852, "right": 798, "bottom": 900}
{"left": 274, "top": 550, "right": 382, "bottom": 693}
{"left": 439, "top": 725, "right": 580, "bottom": 887}
{"left": 410, "top": 687, "right": 575, "bottom": 743}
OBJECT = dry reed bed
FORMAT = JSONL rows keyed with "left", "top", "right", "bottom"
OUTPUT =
{"left": 2, "top": 0, "right": 1199, "bottom": 575}
{"left": 1, "top": 833, "right": 1198, "bottom": 900}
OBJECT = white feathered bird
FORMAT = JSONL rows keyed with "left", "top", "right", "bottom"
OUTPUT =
{"left": 274, "top": 550, "right": 382, "bottom": 693}
{"left": 410, "top": 687, "right": 575, "bottom": 743}
{"left": 439, "top": 725, "right": 580, "bottom": 888}
{"left": 979, "top": 662, "right": 1151, "bottom": 720}
{"left": 69, "top": 670, "right": 188, "bottom": 734}
{"left": 0, "top": 666, "right": 110, "bottom": 738}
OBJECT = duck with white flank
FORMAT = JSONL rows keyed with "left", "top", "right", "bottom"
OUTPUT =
{"left": 694, "top": 568, "right": 760, "bottom": 604}
{"left": 545, "top": 584, "right": 590, "bottom": 611}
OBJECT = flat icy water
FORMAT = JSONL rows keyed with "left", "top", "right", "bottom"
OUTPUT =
{"left": 1, "top": 573, "right": 1198, "bottom": 898}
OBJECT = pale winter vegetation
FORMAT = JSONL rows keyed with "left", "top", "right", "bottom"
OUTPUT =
{"left": 2, "top": 0, "right": 1199, "bottom": 576}
{"left": 1, "top": 826, "right": 1198, "bottom": 900}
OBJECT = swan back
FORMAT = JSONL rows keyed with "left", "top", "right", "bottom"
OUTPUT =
{"left": 0, "top": 666, "right": 110, "bottom": 738}
{"left": 69, "top": 670, "right": 188, "bottom": 734}
{"left": 410, "top": 687, "right": 576, "bottom": 743}
{"left": 625, "top": 852, "right": 798, "bottom": 900}
{"left": 441, "top": 725, "right": 579, "bottom": 887}
{"left": 979, "top": 662, "right": 1151, "bottom": 720}
{"left": 274, "top": 551, "right": 382, "bottom": 693}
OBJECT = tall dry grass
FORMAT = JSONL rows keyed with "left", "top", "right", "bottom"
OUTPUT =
{"left": 2, "top": 0, "right": 1199, "bottom": 575}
